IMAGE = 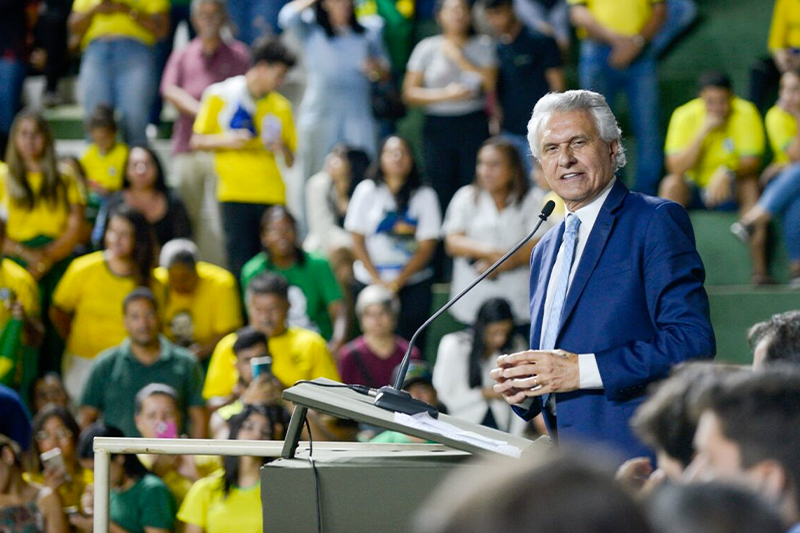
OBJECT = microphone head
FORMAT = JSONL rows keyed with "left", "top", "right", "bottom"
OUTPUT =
{"left": 540, "top": 200, "right": 556, "bottom": 220}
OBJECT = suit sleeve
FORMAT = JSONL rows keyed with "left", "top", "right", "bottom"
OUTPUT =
{"left": 595, "top": 202, "right": 715, "bottom": 401}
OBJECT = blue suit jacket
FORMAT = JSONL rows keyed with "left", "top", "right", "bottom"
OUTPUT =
{"left": 519, "top": 180, "right": 715, "bottom": 459}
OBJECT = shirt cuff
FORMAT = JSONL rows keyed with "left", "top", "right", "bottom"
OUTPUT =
{"left": 515, "top": 398, "right": 535, "bottom": 410}
{"left": 578, "top": 353, "right": 604, "bottom": 389}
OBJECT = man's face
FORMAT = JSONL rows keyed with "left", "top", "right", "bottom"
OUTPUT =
{"left": 483, "top": 6, "right": 515, "bottom": 36}
{"left": 689, "top": 411, "right": 746, "bottom": 482}
{"left": 253, "top": 63, "right": 289, "bottom": 98}
{"left": 235, "top": 342, "right": 269, "bottom": 385}
{"left": 700, "top": 86, "right": 732, "bottom": 120}
{"left": 247, "top": 293, "right": 288, "bottom": 337}
{"left": 537, "top": 110, "right": 618, "bottom": 211}
{"left": 123, "top": 298, "right": 160, "bottom": 346}
{"left": 167, "top": 263, "right": 199, "bottom": 295}
{"left": 192, "top": 1, "right": 224, "bottom": 39}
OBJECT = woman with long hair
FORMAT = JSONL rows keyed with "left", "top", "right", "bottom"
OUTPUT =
{"left": 344, "top": 135, "right": 442, "bottom": 342}
{"left": 432, "top": 298, "right": 528, "bottom": 435}
{"left": 0, "top": 434, "right": 69, "bottom": 533}
{"left": 241, "top": 206, "right": 348, "bottom": 355}
{"left": 178, "top": 404, "right": 283, "bottom": 533}
{"left": 1, "top": 109, "right": 86, "bottom": 375}
{"left": 51, "top": 204, "right": 161, "bottom": 400}
{"left": 28, "top": 405, "right": 92, "bottom": 512}
{"left": 443, "top": 137, "right": 552, "bottom": 327}
{"left": 403, "top": 0, "right": 497, "bottom": 210}
{"left": 94, "top": 145, "right": 192, "bottom": 248}
{"left": 278, "top": 0, "right": 389, "bottom": 180}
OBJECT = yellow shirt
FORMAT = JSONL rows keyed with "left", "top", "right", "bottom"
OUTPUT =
{"left": 0, "top": 259, "right": 40, "bottom": 382}
{"left": 71, "top": 0, "right": 169, "bottom": 49}
{"left": 193, "top": 76, "right": 296, "bottom": 205}
{"left": 80, "top": 142, "right": 128, "bottom": 192}
{"left": 202, "top": 327, "right": 341, "bottom": 400}
{"left": 0, "top": 165, "right": 85, "bottom": 243}
{"left": 51, "top": 251, "right": 164, "bottom": 360}
{"left": 567, "top": 0, "right": 662, "bottom": 38}
{"left": 765, "top": 105, "right": 798, "bottom": 165}
{"left": 769, "top": 0, "right": 800, "bottom": 50}
{"left": 664, "top": 97, "right": 765, "bottom": 187}
{"left": 155, "top": 262, "right": 243, "bottom": 348}
{"left": 26, "top": 467, "right": 93, "bottom": 510}
{"left": 178, "top": 472, "right": 262, "bottom": 533}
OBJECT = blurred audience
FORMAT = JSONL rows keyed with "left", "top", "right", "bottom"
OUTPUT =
{"left": 0, "top": 384, "right": 32, "bottom": 451}
{"left": 0, "top": 434, "right": 69, "bottom": 533}
{"left": 0, "top": 0, "right": 32, "bottom": 156}
{"left": 443, "top": 137, "right": 550, "bottom": 327}
{"left": 512, "top": 0, "right": 570, "bottom": 54}
{"left": 732, "top": 68, "right": 800, "bottom": 287}
{"left": 345, "top": 135, "right": 442, "bottom": 343}
{"left": 279, "top": 0, "right": 389, "bottom": 182}
{"left": 403, "top": 0, "right": 497, "bottom": 210}
{"left": 660, "top": 71, "right": 769, "bottom": 285}
{"left": 337, "top": 284, "right": 420, "bottom": 387}
{"left": 750, "top": 0, "right": 800, "bottom": 113}
{"left": 190, "top": 37, "right": 297, "bottom": 280}
{"left": 51, "top": 204, "right": 161, "bottom": 400}
{"left": 229, "top": 0, "right": 289, "bottom": 44}
{"left": 79, "top": 104, "right": 128, "bottom": 200}
{"left": 30, "top": 373, "right": 69, "bottom": 415}
{"left": 77, "top": 288, "right": 205, "bottom": 438}
{"left": 748, "top": 310, "right": 800, "bottom": 368}
{"left": 155, "top": 239, "right": 243, "bottom": 368}
{"left": 304, "top": 144, "right": 370, "bottom": 256}
{"left": 1, "top": 109, "right": 84, "bottom": 376}
{"left": 241, "top": 206, "right": 348, "bottom": 354}
{"left": 178, "top": 404, "right": 281, "bottom": 533}
{"left": 95, "top": 145, "right": 192, "bottom": 248}
{"left": 203, "top": 273, "right": 340, "bottom": 402}
{"left": 433, "top": 298, "right": 527, "bottom": 434}
{"left": 71, "top": 423, "right": 176, "bottom": 533}
{"left": 68, "top": 0, "right": 169, "bottom": 145}
{"left": 160, "top": 0, "right": 250, "bottom": 267}
{"left": 646, "top": 482, "right": 784, "bottom": 533}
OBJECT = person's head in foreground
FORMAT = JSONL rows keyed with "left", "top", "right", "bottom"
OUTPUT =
{"left": 414, "top": 451, "right": 652, "bottom": 533}
{"left": 687, "top": 365, "right": 800, "bottom": 529}
{"left": 646, "top": 481, "right": 783, "bottom": 533}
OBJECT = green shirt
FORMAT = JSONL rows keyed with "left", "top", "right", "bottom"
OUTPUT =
{"left": 240, "top": 252, "right": 343, "bottom": 340}
{"left": 111, "top": 474, "right": 176, "bottom": 533}
{"left": 80, "top": 336, "right": 205, "bottom": 437}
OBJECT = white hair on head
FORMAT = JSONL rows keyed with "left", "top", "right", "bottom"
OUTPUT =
{"left": 355, "top": 284, "right": 401, "bottom": 318}
{"left": 159, "top": 238, "right": 200, "bottom": 268}
{"left": 526, "top": 90, "right": 627, "bottom": 171}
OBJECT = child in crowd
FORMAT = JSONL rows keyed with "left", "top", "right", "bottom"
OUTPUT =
{"left": 79, "top": 105, "right": 128, "bottom": 200}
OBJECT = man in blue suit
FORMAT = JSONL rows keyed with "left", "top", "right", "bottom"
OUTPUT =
{"left": 491, "top": 90, "right": 715, "bottom": 460}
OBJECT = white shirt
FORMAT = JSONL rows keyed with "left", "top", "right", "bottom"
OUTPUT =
{"left": 443, "top": 185, "right": 552, "bottom": 324}
{"left": 539, "top": 178, "right": 617, "bottom": 389}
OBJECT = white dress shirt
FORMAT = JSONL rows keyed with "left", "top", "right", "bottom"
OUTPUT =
{"left": 539, "top": 178, "right": 617, "bottom": 389}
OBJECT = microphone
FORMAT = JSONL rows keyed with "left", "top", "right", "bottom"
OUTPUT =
{"left": 374, "top": 199, "right": 557, "bottom": 418}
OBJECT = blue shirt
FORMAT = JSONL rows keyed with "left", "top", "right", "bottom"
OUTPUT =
{"left": 0, "top": 385, "right": 31, "bottom": 450}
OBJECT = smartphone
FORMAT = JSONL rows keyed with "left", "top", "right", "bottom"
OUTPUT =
{"left": 154, "top": 421, "right": 179, "bottom": 439}
{"left": 251, "top": 356, "right": 273, "bottom": 378}
{"left": 40, "top": 447, "right": 71, "bottom": 481}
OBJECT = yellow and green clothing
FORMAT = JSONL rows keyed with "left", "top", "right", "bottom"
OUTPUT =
{"left": 769, "top": 0, "right": 800, "bottom": 51}
{"left": 765, "top": 105, "right": 798, "bottom": 164}
{"left": 178, "top": 472, "right": 262, "bottom": 533}
{"left": 566, "top": 0, "right": 664, "bottom": 38}
{"left": 665, "top": 96, "right": 765, "bottom": 187}
{"left": 80, "top": 142, "right": 128, "bottom": 193}
{"left": 70, "top": 0, "right": 170, "bottom": 49}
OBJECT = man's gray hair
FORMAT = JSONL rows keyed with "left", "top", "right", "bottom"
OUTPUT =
{"left": 159, "top": 238, "right": 200, "bottom": 269}
{"left": 190, "top": 0, "right": 228, "bottom": 18}
{"left": 355, "top": 284, "right": 401, "bottom": 318}
{"left": 527, "top": 90, "right": 627, "bottom": 171}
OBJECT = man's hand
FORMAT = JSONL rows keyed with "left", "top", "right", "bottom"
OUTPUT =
{"left": 241, "top": 375, "right": 283, "bottom": 405}
{"left": 703, "top": 166, "right": 734, "bottom": 207}
{"left": 609, "top": 36, "right": 642, "bottom": 69}
{"left": 703, "top": 111, "right": 726, "bottom": 134}
{"left": 490, "top": 349, "right": 580, "bottom": 405}
{"left": 221, "top": 129, "right": 254, "bottom": 150}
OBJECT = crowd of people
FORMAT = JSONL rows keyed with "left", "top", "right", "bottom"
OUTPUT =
{"left": 0, "top": 0, "right": 799, "bottom": 530}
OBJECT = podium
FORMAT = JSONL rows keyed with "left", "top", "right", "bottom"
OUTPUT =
{"left": 261, "top": 379, "right": 550, "bottom": 533}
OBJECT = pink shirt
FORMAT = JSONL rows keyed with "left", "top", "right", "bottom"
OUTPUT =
{"left": 160, "top": 37, "right": 251, "bottom": 154}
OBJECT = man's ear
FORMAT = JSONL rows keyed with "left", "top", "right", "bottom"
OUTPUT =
{"left": 748, "top": 459, "right": 789, "bottom": 501}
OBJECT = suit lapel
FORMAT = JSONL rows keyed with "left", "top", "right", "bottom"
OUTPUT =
{"left": 558, "top": 180, "right": 628, "bottom": 335}
{"left": 530, "top": 223, "right": 563, "bottom": 348}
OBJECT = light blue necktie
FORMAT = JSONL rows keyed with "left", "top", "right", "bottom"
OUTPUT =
{"left": 541, "top": 214, "right": 581, "bottom": 350}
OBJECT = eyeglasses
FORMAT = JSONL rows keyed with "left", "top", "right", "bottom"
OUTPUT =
{"left": 35, "top": 429, "right": 73, "bottom": 442}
